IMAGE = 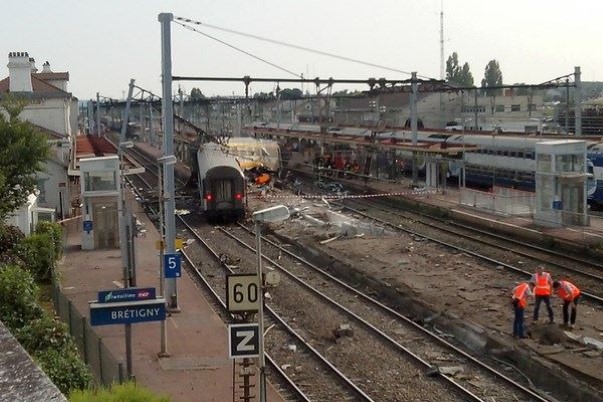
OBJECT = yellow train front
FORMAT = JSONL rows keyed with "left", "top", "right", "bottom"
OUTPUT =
{"left": 197, "top": 144, "right": 246, "bottom": 222}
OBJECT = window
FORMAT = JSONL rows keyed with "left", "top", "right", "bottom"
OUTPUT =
{"left": 84, "top": 171, "right": 117, "bottom": 192}
{"left": 511, "top": 104, "right": 521, "bottom": 112}
{"left": 37, "top": 179, "right": 46, "bottom": 203}
{"left": 495, "top": 105, "right": 505, "bottom": 113}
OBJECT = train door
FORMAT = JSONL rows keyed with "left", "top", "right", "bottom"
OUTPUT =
{"left": 213, "top": 179, "right": 233, "bottom": 204}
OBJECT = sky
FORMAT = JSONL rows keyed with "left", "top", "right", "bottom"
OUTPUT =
{"left": 2, "top": 0, "right": 602, "bottom": 100}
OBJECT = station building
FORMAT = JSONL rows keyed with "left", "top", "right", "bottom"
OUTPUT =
{"left": 0, "top": 51, "right": 78, "bottom": 229}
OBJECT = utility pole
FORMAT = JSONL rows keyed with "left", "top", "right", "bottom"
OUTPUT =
{"left": 439, "top": 1, "right": 445, "bottom": 128}
{"left": 159, "top": 12, "right": 179, "bottom": 311}
{"left": 87, "top": 100, "right": 94, "bottom": 134}
{"left": 565, "top": 78, "right": 570, "bottom": 134}
{"left": 149, "top": 103, "right": 155, "bottom": 147}
{"left": 411, "top": 72, "right": 418, "bottom": 185}
{"left": 575, "top": 66, "right": 582, "bottom": 136}
{"left": 118, "top": 78, "right": 135, "bottom": 378}
{"left": 96, "top": 92, "right": 101, "bottom": 136}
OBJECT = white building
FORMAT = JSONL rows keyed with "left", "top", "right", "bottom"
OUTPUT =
{"left": 0, "top": 51, "right": 78, "bottom": 220}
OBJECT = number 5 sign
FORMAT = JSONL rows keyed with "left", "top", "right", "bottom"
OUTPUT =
{"left": 163, "top": 253, "right": 181, "bottom": 278}
{"left": 226, "top": 274, "right": 260, "bottom": 312}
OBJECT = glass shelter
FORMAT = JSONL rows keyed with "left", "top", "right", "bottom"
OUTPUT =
{"left": 534, "top": 140, "right": 589, "bottom": 227}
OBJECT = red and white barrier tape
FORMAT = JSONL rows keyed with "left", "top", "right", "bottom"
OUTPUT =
{"left": 251, "top": 189, "right": 436, "bottom": 200}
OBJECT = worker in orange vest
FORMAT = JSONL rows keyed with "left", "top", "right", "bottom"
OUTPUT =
{"left": 553, "top": 280, "right": 581, "bottom": 329}
{"left": 511, "top": 282, "right": 534, "bottom": 338}
{"left": 530, "top": 266, "right": 554, "bottom": 324}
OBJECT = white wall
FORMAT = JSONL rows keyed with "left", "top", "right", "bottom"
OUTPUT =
{"left": 19, "top": 98, "right": 71, "bottom": 136}
{"left": 5, "top": 194, "right": 37, "bottom": 236}
{"left": 37, "top": 159, "right": 70, "bottom": 219}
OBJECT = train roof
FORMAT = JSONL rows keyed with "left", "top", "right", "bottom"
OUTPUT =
{"left": 197, "top": 143, "right": 244, "bottom": 179}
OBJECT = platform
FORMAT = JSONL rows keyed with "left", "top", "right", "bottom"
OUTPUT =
{"left": 58, "top": 189, "right": 284, "bottom": 402}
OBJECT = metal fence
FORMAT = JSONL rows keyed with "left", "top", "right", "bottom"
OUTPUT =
{"left": 460, "top": 186, "right": 535, "bottom": 216}
{"left": 53, "top": 284, "right": 124, "bottom": 386}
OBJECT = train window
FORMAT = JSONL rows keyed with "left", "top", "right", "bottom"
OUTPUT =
{"left": 495, "top": 105, "right": 505, "bottom": 112}
{"left": 517, "top": 152, "right": 524, "bottom": 158}
{"left": 526, "top": 152, "right": 533, "bottom": 159}
{"left": 511, "top": 104, "right": 521, "bottom": 112}
{"left": 510, "top": 151, "right": 517, "bottom": 157}
{"left": 214, "top": 180, "right": 233, "bottom": 202}
{"left": 503, "top": 151, "right": 509, "bottom": 156}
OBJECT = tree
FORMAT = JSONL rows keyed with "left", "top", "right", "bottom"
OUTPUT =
{"left": 278, "top": 88, "right": 303, "bottom": 100}
{"left": 0, "top": 96, "right": 50, "bottom": 220}
{"left": 445, "top": 52, "right": 474, "bottom": 86}
{"left": 190, "top": 87, "right": 205, "bottom": 100}
{"left": 512, "top": 83, "right": 529, "bottom": 96}
{"left": 481, "top": 60, "right": 503, "bottom": 96}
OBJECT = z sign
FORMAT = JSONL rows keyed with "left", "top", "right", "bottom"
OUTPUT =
{"left": 228, "top": 323, "right": 260, "bottom": 358}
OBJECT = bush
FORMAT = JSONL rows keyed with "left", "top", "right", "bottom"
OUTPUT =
{"left": 0, "top": 224, "right": 25, "bottom": 265}
{"left": 0, "top": 265, "right": 44, "bottom": 330}
{"left": 15, "top": 314, "right": 73, "bottom": 353}
{"left": 35, "top": 221, "right": 63, "bottom": 258}
{"left": 35, "top": 348, "right": 92, "bottom": 395}
{"left": 18, "top": 233, "right": 56, "bottom": 282}
{"left": 69, "top": 382, "right": 171, "bottom": 402}
{"left": 0, "top": 224, "right": 25, "bottom": 251}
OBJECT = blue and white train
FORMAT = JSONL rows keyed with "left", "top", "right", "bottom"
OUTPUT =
{"left": 248, "top": 122, "right": 603, "bottom": 206}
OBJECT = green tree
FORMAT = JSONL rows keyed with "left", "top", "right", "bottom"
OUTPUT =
{"left": 190, "top": 87, "right": 205, "bottom": 100}
{"left": 0, "top": 95, "right": 50, "bottom": 220}
{"left": 481, "top": 59, "right": 503, "bottom": 96}
{"left": 446, "top": 52, "right": 474, "bottom": 86}
{"left": 279, "top": 88, "right": 303, "bottom": 100}
{"left": 512, "top": 83, "right": 529, "bottom": 96}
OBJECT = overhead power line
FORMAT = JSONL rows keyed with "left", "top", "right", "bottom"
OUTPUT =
{"left": 173, "top": 20, "right": 301, "bottom": 78}
{"left": 174, "top": 15, "right": 435, "bottom": 80}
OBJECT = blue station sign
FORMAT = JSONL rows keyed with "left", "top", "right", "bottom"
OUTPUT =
{"left": 164, "top": 253, "right": 182, "bottom": 279}
{"left": 97, "top": 287, "right": 156, "bottom": 304}
{"left": 90, "top": 298, "right": 166, "bottom": 326}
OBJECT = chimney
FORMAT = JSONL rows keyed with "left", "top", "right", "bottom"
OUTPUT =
{"left": 7, "top": 52, "right": 33, "bottom": 92}
{"left": 29, "top": 57, "right": 37, "bottom": 73}
{"left": 42, "top": 60, "right": 52, "bottom": 73}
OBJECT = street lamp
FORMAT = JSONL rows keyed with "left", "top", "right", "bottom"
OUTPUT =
{"left": 156, "top": 154, "right": 177, "bottom": 358}
{"left": 252, "top": 205, "right": 290, "bottom": 402}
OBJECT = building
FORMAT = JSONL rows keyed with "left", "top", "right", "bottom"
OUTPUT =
{"left": 0, "top": 51, "right": 78, "bottom": 220}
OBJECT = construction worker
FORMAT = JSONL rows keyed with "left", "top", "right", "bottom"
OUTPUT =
{"left": 552, "top": 280, "right": 581, "bottom": 329}
{"left": 530, "top": 266, "right": 554, "bottom": 324}
{"left": 511, "top": 282, "right": 534, "bottom": 338}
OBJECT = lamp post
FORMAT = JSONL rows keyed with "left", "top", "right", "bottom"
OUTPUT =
{"left": 252, "top": 205, "right": 290, "bottom": 402}
{"left": 156, "top": 154, "right": 176, "bottom": 358}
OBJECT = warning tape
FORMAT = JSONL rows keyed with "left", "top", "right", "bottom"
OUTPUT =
{"left": 251, "top": 189, "right": 436, "bottom": 200}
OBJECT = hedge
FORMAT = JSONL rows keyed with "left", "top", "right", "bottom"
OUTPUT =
{"left": 0, "top": 264, "right": 44, "bottom": 330}
{"left": 69, "top": 382, "right": 171, "bottom": 402}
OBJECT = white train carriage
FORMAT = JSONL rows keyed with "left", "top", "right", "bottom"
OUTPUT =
{"left": 197, "top": 144, "right": 246, "bottom": 221}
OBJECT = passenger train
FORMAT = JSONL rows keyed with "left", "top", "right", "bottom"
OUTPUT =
{"left": 197, "top": 143, "right": 246, "bottom": 221}
{"left": 249, "top": 122, "right": 603, "bottom": 206}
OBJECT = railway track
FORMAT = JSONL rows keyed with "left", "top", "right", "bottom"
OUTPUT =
{"left": 124, "top": 145, "right": 556, "bottom": 400}
{"left": 177, "top": 217, "right": 372, "bottom": 402}
{"left": 178, "top": 215, "right": 553, "bottom": 402}
{"left": 334, "top": 197, "right": 603, "bottom": 304}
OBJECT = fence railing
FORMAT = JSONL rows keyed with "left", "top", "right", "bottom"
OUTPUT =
{"left": 459, "top": 186, "right": 535, "bottom": 216}
{"left": 53, "top": 284, "right": 124, "bottom": 386}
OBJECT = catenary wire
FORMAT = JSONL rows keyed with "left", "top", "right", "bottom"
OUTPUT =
{"left": 174, "top": 20, "right": 301, "bottom": 78}
{"left": 174, "top": 15, "right": 435, "bottom": 80}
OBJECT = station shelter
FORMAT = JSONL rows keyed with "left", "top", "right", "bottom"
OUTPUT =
{"left": 534, "top": 140, "right": 590, "bottom": 227}
{"left": 79, "top": 156, "right": 121, "bottom": 250}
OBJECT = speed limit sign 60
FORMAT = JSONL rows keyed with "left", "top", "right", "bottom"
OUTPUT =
{"left": 226, "top": 274, "right": 260, "bottom": 312}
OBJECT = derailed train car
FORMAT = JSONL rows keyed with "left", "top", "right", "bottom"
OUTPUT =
{"left": 197, "top": 144, "right": 246, "bottom": 221}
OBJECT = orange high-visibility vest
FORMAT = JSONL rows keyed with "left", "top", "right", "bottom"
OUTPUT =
{"left": 533, "top": 272, "right": 552, "bottom": 296}
{"left": 512, "top": 282, "right": 531, "bottom": 309}
{"left": 557, "top": 281, "right": 580, "bottom": 301}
